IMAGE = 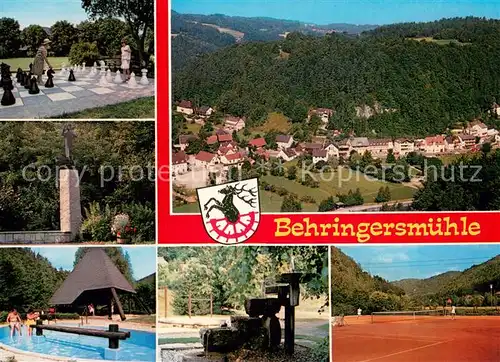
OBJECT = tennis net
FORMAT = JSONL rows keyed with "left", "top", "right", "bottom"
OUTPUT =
{"left": 371, "top": 309, "right": 445, "bottom": 323}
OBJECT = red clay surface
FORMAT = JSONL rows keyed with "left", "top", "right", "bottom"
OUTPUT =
{"left": 332, "top": 315, "right": 500, "bottom": 362}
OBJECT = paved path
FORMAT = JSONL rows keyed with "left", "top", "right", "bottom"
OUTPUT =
{"left": 0, "top": 70, "right": 154, "bottom": 119}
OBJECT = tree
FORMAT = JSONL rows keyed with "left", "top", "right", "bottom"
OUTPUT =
{"left": 21, "top": 25, "right": 48, "bottom": 54}
{"left": 82, "top": 0, "right": 154, "bottom": 65}
{"left": 74, "top": 247, "right": 134, "bottom": 283}
{"left": 375, "top": 186, "right": 391, "bottom": 203}
{"left": 0, "top": 18, "right": 21, "bottom": 58}
{"left": 318, "top": 197, "right": 336, "bottom": 212}
{"left": 287, "top": 165, "right": 297, "bottom": 180}
{"left": 281, "top": 194, "right": 302, "bottom": 212}
{"left": 386, "top": 149, "right": 396, "bottom": 163}
{"left": 51, "top": 21, "right": 78, "bottom": 56}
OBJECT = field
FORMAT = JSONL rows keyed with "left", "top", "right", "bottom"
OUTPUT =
{"left": 333, "top": 315, "right": 500, "bottom": 361}
{"left": 252, "top": 112, "right": 291, "bottom": 133}
{"left": 173, "top": 169, "right": 415, "bottom": 213}
{"left": 408, "top": 37, "right": 470, "bottom": 46}
{"left": 1, "top": 57, "right": 69, "bottom": 70}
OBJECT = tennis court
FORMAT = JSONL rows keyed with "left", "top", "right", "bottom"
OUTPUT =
{"left": 332, "top": 313, "right": 500, "bottom": 361}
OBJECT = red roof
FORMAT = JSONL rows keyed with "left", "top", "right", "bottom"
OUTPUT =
{"left": 206, "top": 135, "right": 218, "bottom": 145}
{"left": 179, "top": 100, "right": 192, "bottom": 108}
{"left": 218, "top": 133, "right": 233, "bottom": 142}
{"left": 249, "top": 138, "right": 266, "bottom": 147}
{"left": 425, "top": 135, "right": 445, "bottom": 145}
{"left": 225, "top": 152, "right": 242, "bottom": 161}
{"left": 172, "top": 151, "right": 188, "bottom": 165}
{"left": 312, "top": 149, "right": 327, "bottom": 157}
{"left": 195, "top": 151, "right": 216, "bottom": 162}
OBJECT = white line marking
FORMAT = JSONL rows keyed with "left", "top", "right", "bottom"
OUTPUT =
{"left": 338, "top": 333, "right": 441, "bottom": 343}
{"left": 356, "top": 340, "right": 453, "bottom": 362}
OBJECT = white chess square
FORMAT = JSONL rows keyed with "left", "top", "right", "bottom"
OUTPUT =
{"left": 60, "top": 86, "right": 85, "bottom": 92}
{"left": 19, "top": 90, "right": 45, "bottom": 98}
{"left": 72, "top": 81, "right": 90, "bottom": 86}
{"left": 47, "top": 93, "right": 76, "bottom": 102}
{"left": 89, "top": 87, "right": 114, "bottom": 95}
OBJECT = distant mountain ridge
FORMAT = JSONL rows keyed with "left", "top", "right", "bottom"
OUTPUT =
{"left": 393, "top": 255, "right": 500, "bottom": 298}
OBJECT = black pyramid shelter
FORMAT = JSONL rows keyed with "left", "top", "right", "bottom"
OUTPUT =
{"left": 50, "top": 248, "right": 136, "bottom": 321}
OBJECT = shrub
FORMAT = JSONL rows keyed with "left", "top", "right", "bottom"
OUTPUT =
{"left": 69, "top": 42, "right": 100, "bottom": 65}
{"left": 80, "top": 202, "right": 115, "bottom": 242}
{"left": 300, "top": 195, "right": 316, "bottom": 204}
{"left": 0, "top": 311, "right": 8, "bottom": 323}
{"left": 310, "top": 337, "right": 330, "bottom": 362}
{"left": 124, "top": 203, "right": 155, "bottom": 242}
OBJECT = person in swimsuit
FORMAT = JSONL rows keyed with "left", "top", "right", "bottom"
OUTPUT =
{"left": 7, "top": 309, "right": 22, "bottom": 337}
{"left": 32, "top": 39, "right": 53, "bottom": 85}
{"left": 25, "top": 309, "right": 39, "bottom": 336}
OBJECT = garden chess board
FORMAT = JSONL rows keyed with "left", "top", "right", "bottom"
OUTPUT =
{"left": 0, "top": 69, "right": 155, "bottom": 119}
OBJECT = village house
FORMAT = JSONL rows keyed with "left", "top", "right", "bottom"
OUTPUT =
{"left": 217, "top": 133, "right": 233, "bottom": 145}
{"left": 255, "top": 147, "right": 270, "bottom": 160}
{"left": 312, "top": 149, "right": 328, "bottom": 164}
{"left": 172, "top": 151, "right": 189, "bottom": 175}
{"left": 491, "top": 103, "right": 500, "bottom": 117}
{"left": 304, "top": 143, "right": 323, "bottom": 154}
{"left": 444, "top": 136, "right": 464, "bottom": 152}
{"left": 308, "top": 108, "right": 334, "bottom": 128}
{"left": 393, "top": 138, "right": 415, "bottom": 156}
{"left": 367, "top": 139, "right": 393, "bottom": 158}
{"left": 176, "top": 100, "right": 194, "bottom": 115}
{"left": 421, "top": 135, "right": 445, "bottom": 154}
{"left": 350, "top": 137, "right": 370, "bottom": 155}
{"left": 224, "top": 116, "right": 246, "bottom": 131}
{"left": 175, "top": 134, "right": 198, "bottom": 151}
{"left": 196, "top": 106, "right": 213, "bottom": 118}
{"left": 337, "top": 139, "right": 352, "bottom": 159}
{"left": 466, "top": 120, "right": 488, "bottom": 138}
{"left": 276, "top": 134, "right": 294, "bottom": 149}
{"left": 206, "top": 135, "right": 218, "bottom": 145}
{"left": 458, "top": 134, "right": 477, "bottom": 149}
{"left": 221, "top": 152, "right": 244, "bottom": 166}
{"left": 248, "top": 137, "right": 267, "bottom": 148}
{"left": 194, "top": 151, "right": 218, "bottom": 168}
{"left": 324, "top": 143, "right": 340, "bottom": 158}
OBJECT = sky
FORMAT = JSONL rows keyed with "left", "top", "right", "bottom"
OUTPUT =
{"left": 30, "top": 247, "right": 157, "bottom": 280}
{"left": 338, "top": 245, "right": 500, "bottom": 281}
{"left": 173, "top": 0, "right": 500, "bottom": 25}
{"left": 1, "top": 0, "right": 89, "bottom": 28}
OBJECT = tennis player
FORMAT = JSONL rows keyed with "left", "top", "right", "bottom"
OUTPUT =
{"left": 451, "top": 305, "right": 456, "bottom": 319}
{"left": 357, "top": 308, "right": 362, "bottom": 318}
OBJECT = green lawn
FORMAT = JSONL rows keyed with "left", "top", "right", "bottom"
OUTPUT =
{"left": 50, "top": 97, "right": 155, "bottom": 119}
{"left": 1, "top": 57, "right": 69, "bottom": 70}
{"left": 408, "top": 37, "right": 470, "bottom": 46}
{"left": 173, "top": 169, "right": 415, "bottom": 213}
{"left": 158, "top": 337, "right": 199, "bottom": 345}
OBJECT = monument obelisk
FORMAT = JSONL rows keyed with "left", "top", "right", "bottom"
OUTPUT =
{"left": 60, "top": 124, "right": 82, "bottom": 240}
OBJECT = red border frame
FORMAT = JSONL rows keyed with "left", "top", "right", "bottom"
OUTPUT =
{"left": 157, "top": 0, "right": 500, "bottom": 244}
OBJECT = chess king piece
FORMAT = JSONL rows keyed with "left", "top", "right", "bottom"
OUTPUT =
{"left": 45, "top": 68, "right": 55, "bottom": 88}
{"left": 16, "top": 68, "right": 23, "bottom": 83}
{"left": 114, "top": 70, "right": 123, "bottom": 84}
{"left": 24, "top": 72, "right": 32, "bottom": 89}
{"left": 139, "top": 69, "right": 149, "bottom": 85}
{"left": 68, "top": 69, "right": 76, "bottom": 82}
{"left": 29, "top": 75, "right": 40, "bottom": 94}
{"left": 1, "top": 77, "right": 16, "bottom": 106}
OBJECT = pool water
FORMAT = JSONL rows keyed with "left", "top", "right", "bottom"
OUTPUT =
{"left": 0, "top": 324, "right": 155, "bottom": 361}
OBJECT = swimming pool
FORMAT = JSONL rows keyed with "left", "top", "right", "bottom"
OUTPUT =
{"left": 0, "top": 324, "right": 155, "bottom": 361}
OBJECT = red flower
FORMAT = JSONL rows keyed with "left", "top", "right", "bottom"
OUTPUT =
{"left": 133, "top": 228, "right": 137, "bottom": 233}
{"left": 117, "top": 232, "right": 121, "bottom": 237}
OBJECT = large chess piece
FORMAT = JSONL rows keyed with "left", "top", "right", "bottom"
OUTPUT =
{"left": 29, "top": 63, "right": 33, "bottom": 73}
{"left": 98, "top": 73, "right": 108, "bottom": 86}
{"left": 106, "top": 69, "right": 113, "bottom": 83}
{"left": 114, "top": 70, "right": 123, "bottom": 84}
{"left": 24, "top": 73, "right": 32, "bottom": 89}
{"left": 1, "top": 78, "right": 16, "bottom": 106}
{"left": 68, "top": 69, "right": 76, "bottom": 82}
{"left": 45, "top": 69, "right": 55, "bottom": 88}
{"left": 139, "top": 69, "right": 149, "bottom": 85}
{"left": 19, "top": 72, "right": 26, "bottom": 86}
{"left": 127, "top": 72, "right": 138, "bottom": 88}
{"left": 16, "top": 68, "right": 23, "bottom": 83}
{"left": 29, "top": 75, "right": 40, "bottom": 94}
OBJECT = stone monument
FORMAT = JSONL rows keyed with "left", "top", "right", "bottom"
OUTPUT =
{"left": 59, "top": 124, "right": 82, "bottom": 240}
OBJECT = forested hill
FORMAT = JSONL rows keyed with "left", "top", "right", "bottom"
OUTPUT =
{"left": 171, "top": 11, "right": 377, "bottom": 70}
{"left": 330, "top": 247, "right": 406, "bottom": 314}
{"left": 393, "top": 255, "right": 500, "bottom": 300}
{"left": 366, "top": 16, "right": 500, "bottom": 43}
{"left": 173, "top": 18, "right": 500, "bottom": 137}
{"left": 0, "top": 249, "right": 68, "bottom": 310}
{"left": 393, "top": 271, "right": 461, "bottom": 297}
